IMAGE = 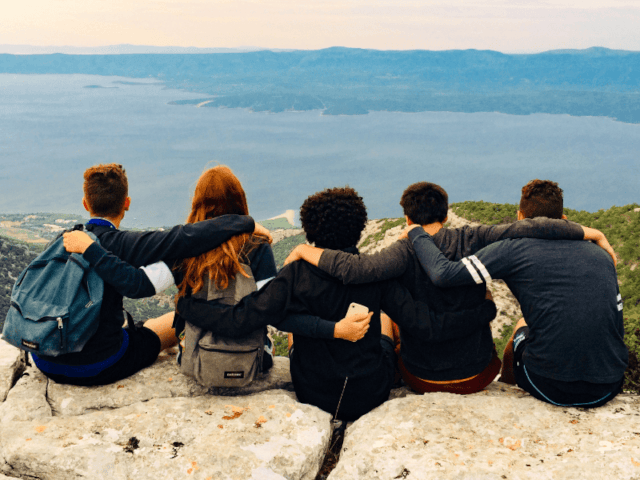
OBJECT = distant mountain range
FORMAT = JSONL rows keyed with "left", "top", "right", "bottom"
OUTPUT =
{"left": 2, "top": 47, "right": 640, "bottom": 122}
{"left": 0, "top": 44, "right": 280, "bottom": 55}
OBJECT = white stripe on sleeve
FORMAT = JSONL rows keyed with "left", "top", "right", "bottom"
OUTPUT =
{"left": 617, "top": 293, "right": 624, "bottom": 311}
{"left": 141, "top": 261, "right": 175, "bottom": 294}
{"left": 461, "top": 257, "right": 483, "bottom": 284}
{"left": 469, "top": 255, "right": 492, "bottom": 284}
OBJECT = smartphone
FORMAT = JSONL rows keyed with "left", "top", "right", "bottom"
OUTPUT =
{"left": 347, "top": 302, "right": 369, "bottom": 316}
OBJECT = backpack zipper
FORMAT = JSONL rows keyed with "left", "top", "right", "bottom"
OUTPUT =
{"left": 57, "top": 317, "right": 66, "bottom": 351}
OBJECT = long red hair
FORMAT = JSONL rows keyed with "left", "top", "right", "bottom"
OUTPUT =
{"left": 176, "top": 166, "right": 259, "bottom": 299}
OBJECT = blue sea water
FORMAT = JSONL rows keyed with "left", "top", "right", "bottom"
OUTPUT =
{"left": 1, "top": 74, "right": 639, "bottom": 228}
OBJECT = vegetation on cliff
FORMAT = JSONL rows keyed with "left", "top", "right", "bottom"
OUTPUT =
{"left": 0, "top": 236, "right": 41, "bottom": 328}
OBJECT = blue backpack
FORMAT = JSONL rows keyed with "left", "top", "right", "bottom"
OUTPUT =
{"left": 1, "top": 228, "right": 104, "bottom": 356}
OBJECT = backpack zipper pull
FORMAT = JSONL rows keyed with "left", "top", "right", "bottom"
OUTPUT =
{"left": 57, "top": 317, "right": 66, "bottom": 351}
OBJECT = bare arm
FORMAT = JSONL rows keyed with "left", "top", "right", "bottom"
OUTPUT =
{"left": 284, "top": 244, "right": 323, "bottom": 267}
{"left": 582, "top": 226, "right": 617, "bottom": 265}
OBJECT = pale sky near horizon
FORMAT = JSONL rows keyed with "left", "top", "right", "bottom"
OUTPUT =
{"left": 2, "top": 0, "right": 640, "bottom": 53}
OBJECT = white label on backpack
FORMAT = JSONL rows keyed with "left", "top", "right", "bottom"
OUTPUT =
{"left": 85, "top": 300, "right": 94, "bottom": 308}
{"left": 22, "top": 339, "right": 39, "bottom": 350}
{"left": 224, "top": 371, "right": 245, "bottom": 379}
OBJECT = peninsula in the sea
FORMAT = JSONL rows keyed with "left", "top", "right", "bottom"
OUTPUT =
{"left": 2, "top": 47, "right": 640, "bottom": 122}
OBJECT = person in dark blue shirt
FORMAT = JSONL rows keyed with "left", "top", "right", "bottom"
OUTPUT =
{"left": 407, "top": 179, "right": 627, "bottom": 408}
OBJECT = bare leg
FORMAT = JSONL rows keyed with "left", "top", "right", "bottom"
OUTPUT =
{"left": 498, "top": 317, "right": 528, "bottom": 385}
{"left": 380, "top": 313, "right": 393, "bottom": 340}
{"left": 288, "top": 333, "right": 294, "bottom": 352}
{"left": 144, "top": 311, "right": 178, "bottom": 351}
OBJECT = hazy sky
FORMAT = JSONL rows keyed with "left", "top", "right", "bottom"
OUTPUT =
{"left": 3, "top": 0, "right": 640, "bottom": 52}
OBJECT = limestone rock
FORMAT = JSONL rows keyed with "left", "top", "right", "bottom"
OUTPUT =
{"left": 272, "top": 228, "right": 304, "bottom": 244}
{"left": 47, "top": 350, "right": 292, "bottom": 417}
{"left": 0, "top": 366, "right": 51, "bottom": 422}
{"left": 1, "top": 391, "right": 332, "bottom": 480}
{"left": 329, "top": 382, "right": 640, "bottom": 480}
{"left": 488, "top": 278, "right": 523, "bottom": 336}
{"left": 0, "top": 340, "right": 25, "bottom": 403}
{"left": 358, "top": 219, "right": 405, "bottom": 255}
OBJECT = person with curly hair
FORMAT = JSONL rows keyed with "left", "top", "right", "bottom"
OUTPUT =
{"left": 284, "top": 181, "right": 611, "bottom": 395}
{"left": 407, "top": 179, "right": 627, "bottom": 407}
{"left": 176, "top": 186, "right": 495, "bottom": 420}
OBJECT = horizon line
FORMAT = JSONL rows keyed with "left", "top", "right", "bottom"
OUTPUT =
{"left": 1, "top": 44, "right": 637, "bottom": 56}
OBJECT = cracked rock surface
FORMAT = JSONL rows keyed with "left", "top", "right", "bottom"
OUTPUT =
{"left": 329, "top": 383, "right": 640, "bottom": 480}
{"left": 3, "top": 339, "right": 640, "bottom": 479}
{"left": 0, "top": 340, "right": 330, "bottom": 479}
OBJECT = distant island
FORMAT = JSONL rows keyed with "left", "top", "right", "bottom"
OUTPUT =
{"left": 2, "top": 47, "right": 640, "bottom": 122}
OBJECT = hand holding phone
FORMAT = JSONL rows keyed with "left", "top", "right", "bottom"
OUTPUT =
{"left": 334, "top": 303, "right": 372, "bottom": 342}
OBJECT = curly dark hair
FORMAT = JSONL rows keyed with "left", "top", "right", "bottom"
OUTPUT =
{"left": 399, "top": 182, "right": 448, "bottom": 225}
{"left": 519, "top": 179, "right": 564, "bottom": 219}
{"left": 300, "top": 186, "right": 368, "bottom": 249}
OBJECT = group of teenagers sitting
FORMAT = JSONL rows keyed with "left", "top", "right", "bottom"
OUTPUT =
{"left": 41, "top": 163, "right": 627, "bottom": 421}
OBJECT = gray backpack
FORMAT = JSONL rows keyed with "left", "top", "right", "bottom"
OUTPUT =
{"left": 179, "top": 264, "right": 266, "bottom": 388}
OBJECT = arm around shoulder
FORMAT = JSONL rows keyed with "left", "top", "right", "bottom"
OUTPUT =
{"left": 317, "top": 241, "right": 409, "bottom": 284}
{"left": 459, "top": 217, "right": 584, "bottom": 257}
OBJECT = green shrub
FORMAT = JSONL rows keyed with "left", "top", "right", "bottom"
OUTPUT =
{"left": 359, "top": 218, "right": 406, "bottom": 249}
{"left": 452, "top": 201, "right": 518, "bottom": 225}
{"left": 272, "top": 332, "right": 289, "bottom": 357}
{"left": 272, "top": 233, "right": 307, "bottom": 268}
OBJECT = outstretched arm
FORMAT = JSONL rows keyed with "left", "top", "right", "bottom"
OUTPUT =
{"left": 406, "top": 227, "right": 500, "bottom": 288}
{"left": 63, "top": 230, "right": 167, "bottom": 298}
{"left": 285, "top": 241, "right": 409, "bottom": 285}
{"left": 433, "top": 217, "right": 584, "bottom": 260}
{"left": 582, "top": 226, "right": 617, "bottom": 265}
{"left": 101, "top": 214, "right": 263, "bottom": 267}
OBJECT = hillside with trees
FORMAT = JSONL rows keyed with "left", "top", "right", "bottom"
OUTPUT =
{"left": 0, "top": 236, "right": 42, "bottom": 329}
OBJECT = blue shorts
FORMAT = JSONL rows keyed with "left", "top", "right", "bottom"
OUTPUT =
{"left": 36, "top": 326, "right": 162, "bottom": 387}
{"left": 513, "top": 326, "right": 623, "bottom": 408}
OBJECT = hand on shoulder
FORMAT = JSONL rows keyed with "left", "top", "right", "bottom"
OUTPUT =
{"left": 62, "top": 231, "right": 95, "bottom": 254}
{"left": 253, "top": 223, "right": 272, "bottom": 244}
{"left": 398, "top": 224, "right": 422, "bottom": 240}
